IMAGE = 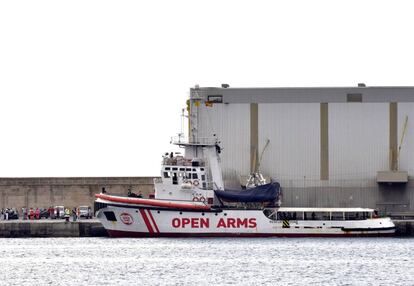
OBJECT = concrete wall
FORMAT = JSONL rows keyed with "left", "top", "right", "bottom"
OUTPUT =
{"left": 0, "top": 177, "right": 156, "bottom": 210}
{"left": 0, "top": 221, "right": 106, "bottom": 237}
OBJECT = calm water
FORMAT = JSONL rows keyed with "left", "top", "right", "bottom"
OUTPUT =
{"left": 0, "top": 238, "right": 413, "bottom": 286}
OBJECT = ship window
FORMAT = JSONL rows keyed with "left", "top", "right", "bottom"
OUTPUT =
{"left": 345, "top": 212, "right": 365, "bottom": 220}
{"left": 165, "top": 167, "right": 170, "bottom": 170}
{"left": 200, "top": 168, "right": 204, "bottom": 171}
{"left": 193, "top": 168, "right": 196, "bottom": 171}
{"left": 172, "top": 173, "right": 178, "bottom": 185}
{"left": 277, "top": 212, "right": 298, "bottom": 220}
{"left": 179, "top": 168, "right": 185, "bottom": 171}
{"left": 163, "top": 172, "right": 170, "bottom": 178}
{"left": 172, "top": 167, "right": 178, "bottom": 171}
{"left": 186, "top": 168, "right": 192, "bottom": 171}
{"left": 192, "top": 173, "right": 198, "bottom": 179}
{"left": 304, "top": 212, "right": 329, "bottom": 220}
{"left": 264, "top": 209, "right": 277, "bottom": 220}
{"left": 331, "top": 212, "right": 344, "bottom": 220}
{"left": 103, "top": 211, "right": 117, "bottom": 221}
{"left": 186, "top": 173, "right": 192, "bottom": 179}
{"left": 201, "top": 175, "right": 206, "bottom": 181}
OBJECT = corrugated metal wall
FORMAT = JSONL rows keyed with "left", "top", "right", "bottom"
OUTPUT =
{"left": 197, "top": 104, "right": 250, "bottom": 185}
{"left": 398, "top": 103, "right": 414, "bottom": 176}
{"left": 258, "top": 103, "right": 320, "bottom": 187}
{"left": 198, "top": 102, "right": 392, "bottom": 186}
{"left": 194, "top": 99, "right": 414, "bottom": 211}
{"left": 329, "top": 103, "right": 389, "bottom": 184}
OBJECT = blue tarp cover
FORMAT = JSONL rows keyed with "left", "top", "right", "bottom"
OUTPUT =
{"left": 214, "top": 182, "right": 280, "bottom": 203}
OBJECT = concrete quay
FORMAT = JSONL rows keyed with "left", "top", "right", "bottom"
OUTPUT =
{"left": 0, "top": 219, "right": 107, "bottom": 238}
{"left": 394, "top": 220, "right": 414, "bottom": 237}
{"left": 0, "top": 219, "right": 413, "bottom": 238}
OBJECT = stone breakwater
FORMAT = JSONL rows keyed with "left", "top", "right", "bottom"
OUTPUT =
{"left": 0, "top": 177, "right": 156, "bottom": 211}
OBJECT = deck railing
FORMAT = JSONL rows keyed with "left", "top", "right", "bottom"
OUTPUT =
{"left": 170, "top": 136, "right": 218, "bottom": 146}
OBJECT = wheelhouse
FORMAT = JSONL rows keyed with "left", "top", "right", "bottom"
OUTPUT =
{"left": 161, "top": 153, "right": 210, "bottom": 189}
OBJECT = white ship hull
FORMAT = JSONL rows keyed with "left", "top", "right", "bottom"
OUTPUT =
{"left": 97, "top": 205, "right": 395, "bottom": 238}
{"left": 95, "top": 134, "right": 395, "bottom": 238}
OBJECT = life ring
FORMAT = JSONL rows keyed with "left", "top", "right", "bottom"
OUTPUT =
{"left": 183, "top": 179, "right": 192, "bottom": 185}
{"left": 199, "top": 196, "right": 206, "bottom": 202}
{"left": 193, "top": 180, "right": 200, "bottom": 186}
{"left": 192, "top": 197, "right": 199, "bottom": 202}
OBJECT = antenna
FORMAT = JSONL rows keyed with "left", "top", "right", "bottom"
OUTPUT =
{"left": 181, "top": 108, "right": 186, "bottom": 136}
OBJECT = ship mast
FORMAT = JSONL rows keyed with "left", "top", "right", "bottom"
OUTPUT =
{"left": 186, "top": 85, "right": 224, "bottom": 190}
{"left": 189, "top": 85, "right": 201, "bottom": 144}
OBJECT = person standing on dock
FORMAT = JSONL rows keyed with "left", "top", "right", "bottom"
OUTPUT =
{"left": 64, "top": 208, "right": 70, "bottom": 222}
{"left": 72, "top": 207, "right": 77, "bottom": 222}
{"left": 47, "top": 206, "right": 53, "bottom": 219}
{"left": 22, "top": 207, "right": 27, "bottom": 220}
{"left": 29, "top": 208, "right": 34, "bottom": 220}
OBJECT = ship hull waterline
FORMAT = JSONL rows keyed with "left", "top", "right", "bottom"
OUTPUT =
{"left": 97, "top": 205, "right": 396, "bottom": 238}
{"left": 106, "top": 230, "right": 395, "bottom": 238}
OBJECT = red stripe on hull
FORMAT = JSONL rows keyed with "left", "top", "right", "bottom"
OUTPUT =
{"left": 107, "top": 230, "right": 395, "bottom": 238}
{"left": 147, "top": 210, "right": 160, "bottom": 233}
{"left": 139, "top": 209, "right": 154, "bottom": 233}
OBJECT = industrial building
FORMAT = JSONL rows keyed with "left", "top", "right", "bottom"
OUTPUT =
{"left": 189, "top": 84, "right": 414, "bottom": 213}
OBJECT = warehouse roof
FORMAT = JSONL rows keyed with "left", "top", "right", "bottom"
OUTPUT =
{"left": 190, "top": 84, "right": 414, "bottom": 103}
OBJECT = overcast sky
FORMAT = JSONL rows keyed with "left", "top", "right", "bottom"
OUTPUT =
{"left": 0, "top": 1, "right": 413, "bottom": 177}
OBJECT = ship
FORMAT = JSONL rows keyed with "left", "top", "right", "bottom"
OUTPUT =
{"left": 95, "top": 136, "right": 395, "bottom": 237}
